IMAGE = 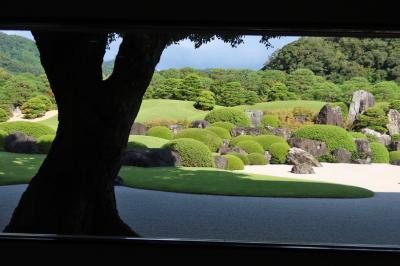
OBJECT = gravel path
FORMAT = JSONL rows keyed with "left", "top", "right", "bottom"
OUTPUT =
{"left": 1, "top": 185, "right": 400, "bottom": 245}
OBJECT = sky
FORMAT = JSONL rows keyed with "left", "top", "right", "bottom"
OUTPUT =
{"left": 1, "top": 30, "right": 298, "bottom": 70}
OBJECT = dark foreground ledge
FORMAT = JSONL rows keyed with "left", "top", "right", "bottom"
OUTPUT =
{"left": 1, "top": 233, "right": 400, "bottom": 263}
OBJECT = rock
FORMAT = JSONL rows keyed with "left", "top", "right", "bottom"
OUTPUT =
{"left": 348, "top": 90, "right": 375, "bottom": 126}
{"left": 315, "top": 104, "right": 343, "bottom": 127}
{"left": 129, "top": 122, "right": 147, "bottom": 135}
{"left": 287, "top": 147, "right": 322, "bottom": 167}
{"left": 222, "top": 139, "right": 230, "bottom": 147}
{"left": 290, "top": 164, "right": 315, "bottom": 174}
{"left": 387, "top": 109, "right": 400, "bottom": 136}
{"left": 288, "top": 137, "right": 327, "bottom": 158}
{"left": 352, "top": 158, "right": 372, "bottom": 164}
{"left": 332, "top": 148, "right": 352, "bottom": 163}
{"left": 214, "top": 155, "right": 228, "bottom": 169}
{"left": 264, "top": 151, "right": 272, "bottom": 162}
{"left": 231, "top": 127, "right": 263, "bottom": 137}
{"left": 121, "top": 148, "right": 181, "bottom": 167}
{"left": 391, "top": 141, "right": 400, "bottom": 151}
{"left": 169, "top": 124, "right": 184, "bottom": 134}
{"left": 218, "top": 146, "right": 247, "bottom": 155}
{"left": 191, "top": 120, "right": 210, "bottom": 128}
{"left": 245, "top": 110, "right": 263, "bottom": 127}
{"left": 4, "top": 132, "right": 39, "bottom": 154}
{"left": 391, "top": 160, "right": 400, "bottom": 166}
{"left": 378, "top": 134, "right": 392, "bottom": 146}
{"left": 361, "top": 128, "right": 382, "bottom": 137}
{"left": 355, "top": 139, "right": 372, "bottom": 157}
{"left": 360, "top": 128, "right": 391, "bottom": 146}
{"left": 266, "top": 126, "right": 292, "bottom": 140}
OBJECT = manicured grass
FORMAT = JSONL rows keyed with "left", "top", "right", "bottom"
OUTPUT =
{"left": 37, "top": 115, "right": 58, "bottom": 130}
{"left": 0, "top": 152, "right": 373, "bottom": 198}
{"left": 237, "top": 100, "right": 326, "bottom": 112}
{"left": 128, "top": 135, "right": 168, "bottom": 148}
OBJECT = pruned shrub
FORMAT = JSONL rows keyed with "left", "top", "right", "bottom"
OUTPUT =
{"left": 37, "top": 134, "right": 55, "bottom": 154}
{"left": 389, "top": 151, "right": 400, "bottom": 163}
{"left": 229, "top": 135, "right": 256, "bottom": 147}
{"left": 269, "top": 142, "right": 290, "bottom": 164}
{"left": 206, "top": 126, "right": 231, "bottom": 139}
{"left": 370, "top": 142, "right": 390, "bottom": 163}
{"left": 175, "top": 128, "right": 222, "bottom": 152}
{"left": 210, "top": 121, "right": 235, "bottom": 132}
{"left": 236, "top": 140, "right": 264, "bottom": 154}
{"left": 143, "top": 119, "right": 191, "bottom": 129}
{"left": 204, "top": 107, "right": 251, "bottom": 127}
{"left": 247, "top": 153, "right": 267, "bottom": 165}
{"left": 229, "top": 152, "right": 250, "bottom": 165}
{"left": 0, "top": 108, "right": 9, "bottom": 122}
{"left": 263, "top": 109, "right": 315, "bottom": 130}
{"left": 391, "top": 134, "right": 400, "bottom": 142}
{"left": 0, "top": 129, "right": 7, "bottom": 150}
{"left": 127, "top": 140, "right": 148, "bottom": 149}
{"left": 254, "top": 134, "right": 287, "bottom": 150}
{"left": 389, "top": 100, "right": 400, "bottom": 112}
{"left": 193, "top": 90, "right": 215, "bottom": 110}
{"left": 20, "top": 95, "right": 53, "bottom": 119}
{"left": 353, "top": 107, "right": 388, "bottom": 133}
{"left": 349, "top": 132, "right": 367, "bottom": 139}
{"left": 222, "top": 154, "right": 245, "bottom": 170}
{"left": 376, "top": 102, "right": 390, "bottom": 113}
{"left": 319, "top": 154, "right": 338, "bottom": 163}
{"left": 260, "top": 115, "right": 280, "bottom": 128}
{"left": 146, "top": 126, "right": 174, "bottom": 140}
{"left": 292, "top": 125, "right": 356, "bottom": 152}
{"left": 163, "top": 138, "right": 214, "bottom": 167}
{"left": 0, "top": 121, "right": 55, "bottom": 138}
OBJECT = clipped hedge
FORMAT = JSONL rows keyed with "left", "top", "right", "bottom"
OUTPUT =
{"left": 247, "top": 153, "right": 267, "bottom": 165}
{"left": 204, "top": 107, "right": 251, "bottom": 127}
{"left": 229, "top": 135, "right": 255, "bottom": 147}
{"left": 222, "top": 154, "right": 245, "bottom": 170}
{"left": 0, "top": 121, "right": 55, "bottom": 138}
{"left": 37, "top": 134, "right": 55, "bottom": 154}
{"left": 236, "top": 140, "right": 264, "bottom": 154}
{"left": 229, "top": 152, "right": 250, "bottom": 165}
{"left": 389, "top": 100, "right": 400, "bottom": 112}
{"left": 163, "top": 138, "right": 214, "bottom": 167}
{"left": 349, "top": 132, "right": 367, "bottom": 139}
{"left": 0, "top": 108, "right": 9, "bottom": 122}
{"left": 370, "top": 142, "right": 390, "bottom": 163}
{"left": 254, "top": 135, "right": 287, "bottom": 150}
{"left": 389, "top": 151, "right": 400, "bottom": 163}
{"left": 260, "top": 115, "right": 280, "bottom": 128}
{"left": 292, "top": 125, "right": 356, "bottom": 152}
{"left": 175, "top": 128, "right": 222, "bottom": 152}
{"left": 206, "top": 126, "right": 231, "bottom": 140}
{"left": 127, "top": 141, "right": 148, "bottom": 149}
{"left": 269, "top": 142, "right": 290, "bottom": 164}
{"left": 146, "top": 126, "right": 174, "bottom": 140}
{"left": 0, "top": 129, "right": 7, "bottom": 150}
{"left": 210, "top": 122, "right": 235, "bottom": 132}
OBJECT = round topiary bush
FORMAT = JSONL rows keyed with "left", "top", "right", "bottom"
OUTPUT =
{"left": 229, "top": 152, "right": 250, "bottom": 165}
{"left": 163, "top": 138, "right": 214, "bottom": 167}
{"left": 269, "top": 142, "right": 290, "bottom": 164}
{"left": 193, "top": 90, "right": 215, "bottom": 111}
{"left": 222, "top": 154, "right": 244, "bottom": 170}
{"left": 349, "top": 132, "right": 367, "bottom": 139}
{"left": 0, "top": 108, "right": 9, "bottom": 122}
{"left": 146, "top": 126, "right": 174, "bottom": 140}
{"left": 370, "top": 142, "right": 390, "bottom": 163}
{"left": 37, "top": 134, "right": 55, "bottom": 154}
{"left": 0, "top": 129, "right": 7, "bottom": 150}
{"left": 229, "top": 135, "right": 256, "bottom": 147}
{"left": 210, "top": 122, "right": 235, "bottom": 132}
{"left": 0, "top": 121, "right": 56, "bottom": 139}
{"left": 254, "top": 135, "right": 287, "bottom": 150}
{"left": 292, "top": 125, "right": 356, "bottom": 152}
{"left": 236, "top": 140, "right": 264, "bottom": 154}
{"left": 175, "top": 128, "right": 222, "bottom": 152}
{"left": 260, "top": 115, "right": 280, "bottom": 128}
{"left": 20, "top": 95, "right": 53, "bottom": 119}
{"left": 204, "top": 107, "right": 251, "bottom": 127}
{"left": 127, "top": 140, "right": 148, "bottom": 149}
{"left": 389, "top": 151, "right": 400, "bottom": 163}
{"left": 247, "top": 153, "right": 267, "bottom": 165}
{"left": 206, "top": 126, "right": 231, "bottom": 140}
{"left": 353, "top": 107, "right": 388, "bottom": 134}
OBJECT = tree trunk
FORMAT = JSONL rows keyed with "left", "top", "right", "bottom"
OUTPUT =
{"left": 4, "top": 31, "right": 168, "bottom": 236}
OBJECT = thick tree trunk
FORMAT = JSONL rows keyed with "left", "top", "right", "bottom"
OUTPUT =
{"left": 4, "top": 31, "right": 168, "bottom": 236}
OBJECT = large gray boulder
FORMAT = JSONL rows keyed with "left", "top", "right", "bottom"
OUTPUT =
{"left": 266, "top": 126, "right": 292, "bottom": 140}
{"left": 332, "top": 148, "right": 352, "bottom": 163}
{"left": 291, "top": 164, "right": 315, "bottom": 174}
{"left": 245, "top": 110, "right": 264, "bottom": 127}
{"left": 121, "top": 148, "right": 181, "bottom": 167}
{"left": 288, "top": 137, "right": 327, "bottom": 158}
{"left": 264, "top": 151, "right": 272, "bottom": 162}
{"left": 315, "top": 104, "right": 343, "bottom": 127}
{"left": 387, "top": 109, "right": 400, "bottom": 136}
{"left": 231, "top": 127, "right": 263, "bottom": 137}
{"left": 4, "top": 132, "right": 39, "bottom": 154}
{"left": 360, "top": 128, "right": 392, "bottom": 146}
{"left": 169, "top": 124, "right": 184, "bottom": 134}
{"left": 348, "top": 90, "right": 375, "bottom": 127}
{"left": 218, "top": 146, "right": 247, "bottom": 155}
{"left": 191, "top": 120, "right": 210, "bottom": 128}
{"left": 129, "top": 122, "right": 147, "bottom": 135}
{"left": 214, "top": 155, "right": 228, "bottom": 169}
{"left": 353, "top": 139, "right": 372, "bottom": 164}
{"left": 287, "top": 147, "right": 322, "bottom": 167}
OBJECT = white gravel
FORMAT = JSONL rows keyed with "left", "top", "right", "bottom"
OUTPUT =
{"left": 242, "top": 163, "right": 400, "bottom": 192}
{"left": 7, "top": 110, "right": 58, "bottom": 122}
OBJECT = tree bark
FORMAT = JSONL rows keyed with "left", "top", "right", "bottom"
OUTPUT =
{"left": 4, "top": 31, "right": 168, "bottom": 236}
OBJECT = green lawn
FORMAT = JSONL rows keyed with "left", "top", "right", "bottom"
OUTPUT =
{"left": 37, "top": 115, "right": 58, "bottom": 130}
{"left": 0, "top": 152, "right": 373, "bottom": 198}
{"left": 128, "top": 135, "right": 169, "bottom": 148}
{"left": 237, "top": 100, "right": 326, "bottom": 112}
